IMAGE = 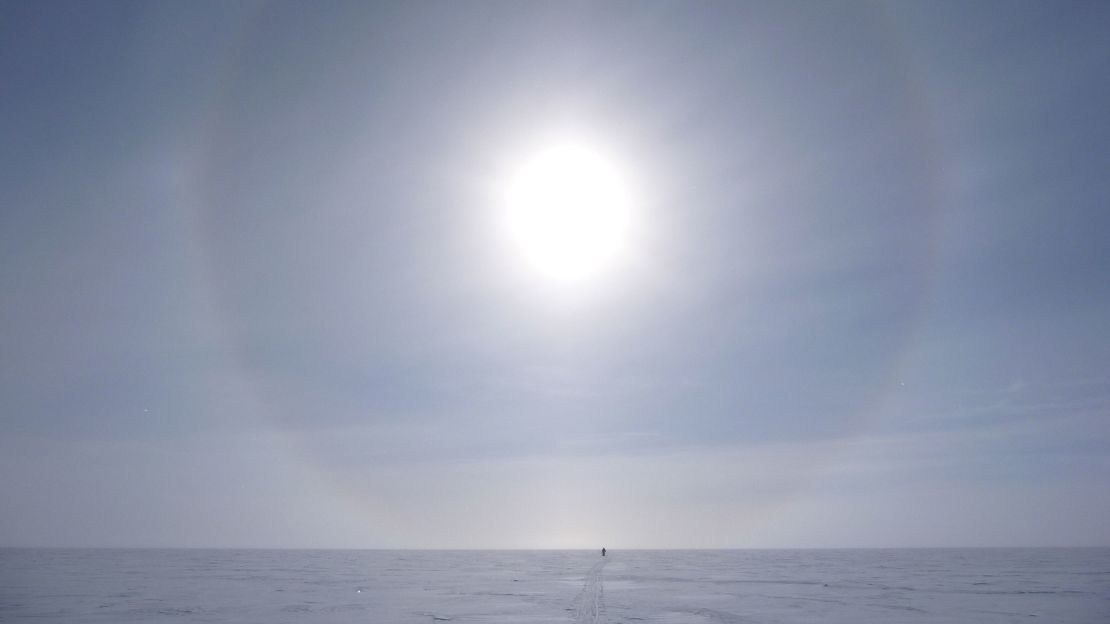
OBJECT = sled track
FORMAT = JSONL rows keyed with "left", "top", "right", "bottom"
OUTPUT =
{"left": 574, "top": 559, "right": 607, "bottom": 624}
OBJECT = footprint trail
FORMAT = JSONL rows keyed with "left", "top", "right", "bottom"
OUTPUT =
{"left": 574, "top": 558, "right": 607, "bottom": 624}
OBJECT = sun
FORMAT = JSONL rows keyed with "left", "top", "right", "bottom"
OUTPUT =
{"left": 505, "top": 143, "right": 630, "bottom": 282}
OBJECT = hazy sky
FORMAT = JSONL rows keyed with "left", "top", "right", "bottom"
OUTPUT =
{"left": 2, "top": 1, "right": 1108, "bottom": 548}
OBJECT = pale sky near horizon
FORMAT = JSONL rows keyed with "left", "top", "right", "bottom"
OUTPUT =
{"left": 2, "top": 1, "right": 1109, "bottom": 548}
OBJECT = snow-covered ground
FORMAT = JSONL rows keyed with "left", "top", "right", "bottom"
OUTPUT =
{"left": 2, "top": 548, "right": 1108, "bottom": 623}
{"left": 604, "top": 549, "right": 1110, "bottom": 623}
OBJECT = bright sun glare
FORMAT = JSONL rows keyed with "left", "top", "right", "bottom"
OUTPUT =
{"left": 506, "top": 143, "right": 630, "bottom": 282}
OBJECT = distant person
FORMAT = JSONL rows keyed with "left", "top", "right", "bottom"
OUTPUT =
{"left": 602, "top": 547, "right": 606, "bottom": 557}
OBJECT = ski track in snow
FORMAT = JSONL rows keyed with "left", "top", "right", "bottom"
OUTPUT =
{"left": 573, "top": 558, "right": 607, "bottom": 624}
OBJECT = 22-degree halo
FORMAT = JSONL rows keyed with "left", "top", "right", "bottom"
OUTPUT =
{"left": 505, "top": 144, "right": 631, "bottom": 282}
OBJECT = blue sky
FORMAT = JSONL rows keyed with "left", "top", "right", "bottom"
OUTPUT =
{"left": 1, "top": 1, "right": 1108, "bottom": 548}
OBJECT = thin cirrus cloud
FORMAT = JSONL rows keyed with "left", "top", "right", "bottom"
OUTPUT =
{"left": 0, "top": 1, "right": 1108, "bottom": 547}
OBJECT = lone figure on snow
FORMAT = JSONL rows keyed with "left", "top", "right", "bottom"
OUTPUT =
{"left": 602, "top": 547, "right": 606, "bottom": 557}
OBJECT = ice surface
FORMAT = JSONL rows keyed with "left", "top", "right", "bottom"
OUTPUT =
{"left": 1, "top": 548, "right": 1108, "bottom": 623}
{"left": 603, "top": 549, "right": 1110, "bottom": 623}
